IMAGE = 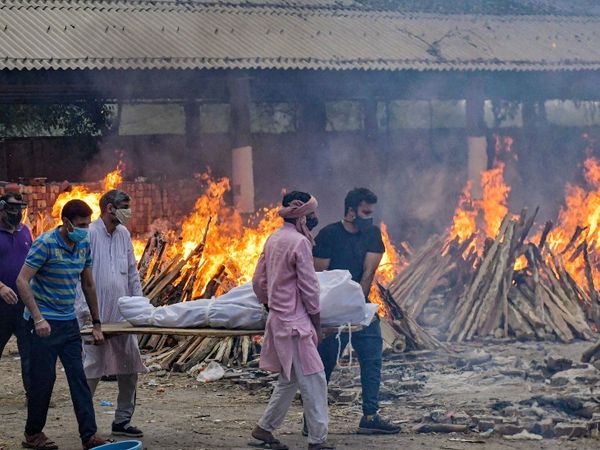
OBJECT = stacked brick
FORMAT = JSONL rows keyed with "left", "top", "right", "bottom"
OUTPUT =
{"left": 0, "top": 179, "right": 202, "bottom": 236}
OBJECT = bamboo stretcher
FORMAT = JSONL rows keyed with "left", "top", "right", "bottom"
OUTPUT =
{"left": 81, "top": 322, "right": 264, "bottom": 338}
{"left": 81, "top": 322, "right": 362, "bottom": 338}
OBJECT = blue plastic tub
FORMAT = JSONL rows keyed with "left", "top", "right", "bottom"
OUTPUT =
{"left": 92, "top": 441, "right": 143, "bottom": 450}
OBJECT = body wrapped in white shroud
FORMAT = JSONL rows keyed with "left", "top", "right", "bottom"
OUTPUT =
{"left": 118, "top": 270, "right": 378, "bottom": 329}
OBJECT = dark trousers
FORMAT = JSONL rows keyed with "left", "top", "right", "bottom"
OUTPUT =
{"left": 318, "top": 316, "right": 383, "bottom": 416}
{"left": 0, "top": 303, "right": 31, "bottom": 395}
{"left": 26, "top": 319, "right": 97, "bottom": 443}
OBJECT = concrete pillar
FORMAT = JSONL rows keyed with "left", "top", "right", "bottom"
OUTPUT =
{"left": 466, "top": 79, "right": 487, "bottom": 198}
{"left": 227, "top": 74, "right": 255, "bottom": 213}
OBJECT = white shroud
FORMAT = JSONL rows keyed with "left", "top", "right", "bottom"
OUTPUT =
{"left": 118, "top": 270, "right": 378, "bottom": 330}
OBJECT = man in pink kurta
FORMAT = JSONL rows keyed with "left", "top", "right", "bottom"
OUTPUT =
{"left": 251, "top": 192, "right": 334, "bottom": 450}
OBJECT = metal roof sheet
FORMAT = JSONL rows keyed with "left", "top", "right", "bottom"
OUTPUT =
{"left": 1, "top": 0, "right": 600, "bottom": 72}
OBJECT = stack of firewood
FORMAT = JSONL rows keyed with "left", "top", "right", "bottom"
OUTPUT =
{"left": 384, "top": 234, "right": 476, "bottom": 334}
{"left": 448, "top": 209, "right": 595, "bottom": 342}
{"left": 385, "top": 208, "right": 599, "bottom": 344}
{"left": 379, "top": 288, "right": 445, "bottom": 351}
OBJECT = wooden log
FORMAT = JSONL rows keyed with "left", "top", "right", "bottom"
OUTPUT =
{"left": 146, "top": 259, "right": 187, "bottom": 304}
{"left": 542, "top": 283, "right": 594, "bottom": 340}
{"left": 241, "top": 336, "right": 251, "bottom": 365}
{"left": 538, "top": 221, "right": 553, "bottom": 249}
{"left": 582, "top": 339, "right": 600, "bottom": 363}
{"left": 507, "top": 303, "right": 536, "bottom": 339}
{"left": 381, "top": 290, "right": 444, "bottom": 350}
{"left": 143, "top": 255, "right": 181, "bottom": 294}
{"left": 525, "top": 246, "right": 545, "bottom": 323}
{"left": 477, "top": 221, "right": 515, "bottom": 338}
{"left": 509, "top": 288, "right": 545, "bottom": 332}
{"left": 448, "top": 217, "right": 510, "bottom": 341}
{"left": 408, "top": 259, "right": 454, "bottom": 318}
{"left": 173, "top": 337, "right": 205, "bottom": 369}
{"left": 414, "top": 424, "right": 469, "bottom": 433}
{"left": 561, "top": 225, "right": 587, "bottom": 256}
{"left": 540, "top": 285, "right": 575, "bottom": 342}
{"left": 180, "top": 337, "right": 222, "bottom": 372}
{"left": 161, "top": 337, "right": 197, "bottom": 370}
{"left": 583, "top": 243, "right": 599, "bottom": 304}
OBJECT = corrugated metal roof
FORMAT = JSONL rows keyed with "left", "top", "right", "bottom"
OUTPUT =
{"left": 1, "top": 0, "right": 600, "bottom": 72}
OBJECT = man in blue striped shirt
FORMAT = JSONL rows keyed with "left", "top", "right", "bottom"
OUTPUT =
{"left": 16, "top": 199, "right": 109, "bottom": 450}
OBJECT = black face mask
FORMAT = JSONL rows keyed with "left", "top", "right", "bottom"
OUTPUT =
{"left": 306, "top": 216, "right": 319, "bottom": 231}
{"left": 3, "top": 210, "right": 22, "bottom": 228}
{"left": 353, "top": 216, "right": 373, "bottom": 232}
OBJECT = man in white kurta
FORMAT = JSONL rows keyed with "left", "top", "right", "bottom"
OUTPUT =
{"left": 76, "top": 189, "right": 146, "bottom": 438}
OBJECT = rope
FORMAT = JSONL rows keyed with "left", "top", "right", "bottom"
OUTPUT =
{"left": 334, "top": 322, "right": 354, "bottom": 370}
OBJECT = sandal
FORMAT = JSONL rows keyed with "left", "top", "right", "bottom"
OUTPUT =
{"left": 82, "top": 434, "right": 112, "bottom": 450}
{"left": 308, "top": 442, "right": 336, "bottom": 450}
{"left": 250, "top": 428, "right": 289, "bottom": 450}
{"left": 248, "top": 440, "right": 289, "bottom": 450}
{"left": 22, "top": 432, "right": 59, "bottom": 450}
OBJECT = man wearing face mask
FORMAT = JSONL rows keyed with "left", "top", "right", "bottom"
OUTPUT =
{"left": 251, "top": 191, "right": 334, "bottom": 450}
{"left": 76, "top": 189, "right": 146, "bottom": 438}
{"left": 16, "top": 199, "right": 108, "bottom": 449}
{"left": 0, "top": 193, "right": 32, "bottom": 397}
{"left": 312, "top": 188, "right": 400, "bottom": 435}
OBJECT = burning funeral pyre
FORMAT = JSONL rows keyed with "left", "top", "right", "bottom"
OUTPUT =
{"left": 28, "top": 139, "right": 600, "bottom": 372}
{"left": 384, "top": 139, "right": 600, "bottom": 344}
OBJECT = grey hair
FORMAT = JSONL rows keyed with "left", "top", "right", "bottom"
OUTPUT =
{"left": 100, "top": 189, "right": 131, "bottom": 211}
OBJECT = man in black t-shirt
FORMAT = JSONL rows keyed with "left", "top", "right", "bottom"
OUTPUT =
{"left": 312, "top": 188, "right": 400, "bottom": 435}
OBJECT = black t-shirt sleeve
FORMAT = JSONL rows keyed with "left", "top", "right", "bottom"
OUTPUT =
{"left": 313, "top": 227, "right": 333, "bottom": 259}
{"left": 367, "top": 226, "right": 385, "bottom": 253}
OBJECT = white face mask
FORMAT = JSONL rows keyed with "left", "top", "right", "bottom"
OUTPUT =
{"left": 114, "top": 208, "right": 132, "bottom": 226}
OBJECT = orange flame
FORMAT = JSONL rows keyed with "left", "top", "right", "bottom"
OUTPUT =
{"left": 163, "top": 174, "right": 283, "bottom": 295}
{"left": 369, "top": 223, "right": 406, "bottom": 316}
{"left": 542, "top": 157, "right": 600, "bottom": 287}
{"left": 481, "top": 162, "right": 510, "bottom": 238}
{"left": 50, "top": 164, "right": 123, "bottom": 226}
{"left": 448, "top": 181, "right": 477, "bottom": 246}
{"left": 448, "top": 163, "right": 510, "bottom": 253}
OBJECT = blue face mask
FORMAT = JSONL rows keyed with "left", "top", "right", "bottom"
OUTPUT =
{"left": 66, "top": 222, "right": 88, "bottom": 243}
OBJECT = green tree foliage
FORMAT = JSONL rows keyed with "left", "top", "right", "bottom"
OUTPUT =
{"left": 0, "top": 101, "right": 111, "bottom": 138}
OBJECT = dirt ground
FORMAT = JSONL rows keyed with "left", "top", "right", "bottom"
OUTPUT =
{"left": 1, "top": 338, "right": 599, "bottom": 450}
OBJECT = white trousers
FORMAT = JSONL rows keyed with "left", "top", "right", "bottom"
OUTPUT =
{"left": 88, "top": 373, "right": 138, "bottom": 426}
{"left": 258, "top": 337, "right": 328, "bottom": 445}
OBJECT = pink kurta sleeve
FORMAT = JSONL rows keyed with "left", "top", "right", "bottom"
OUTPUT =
{"left": 294, "top": 239, "right": 320, "bottom": 315}
{"left": 252, "top": 252, "right": 269, "bottom": 304}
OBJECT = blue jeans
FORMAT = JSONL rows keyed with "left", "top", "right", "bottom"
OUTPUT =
{"left": 0, "top": 303, "right": 31, "bottom": 395}
{"left": 318, "top": 317, "right": 383, "bottom": 415}
{"left": 26, "top": 319, "right": 97, "bottom": 443}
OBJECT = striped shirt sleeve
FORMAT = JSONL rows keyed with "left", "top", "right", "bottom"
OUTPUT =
{"left": 24, "top": 237, "right": 49, "bottom": 270}
{"left": 84, "top": 245, "right": 92, "bottom": 269}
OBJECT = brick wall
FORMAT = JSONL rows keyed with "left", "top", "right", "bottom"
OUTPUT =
{"left": 0, "top": 178, "right": 203, "bottom": 236}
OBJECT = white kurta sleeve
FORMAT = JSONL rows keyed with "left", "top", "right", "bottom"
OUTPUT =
{"left": 127, "top": 237, "right": 143, "bottom": 297}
